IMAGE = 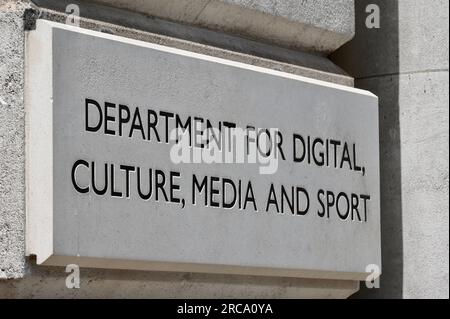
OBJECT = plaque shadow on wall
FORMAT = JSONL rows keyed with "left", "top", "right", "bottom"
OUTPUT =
{"left": 332, "top": 0, "right": 403, "bottom": 298}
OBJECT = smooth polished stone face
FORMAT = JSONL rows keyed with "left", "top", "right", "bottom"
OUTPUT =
{"left": 26, "top": 20, "right": 380, "bottom": 280}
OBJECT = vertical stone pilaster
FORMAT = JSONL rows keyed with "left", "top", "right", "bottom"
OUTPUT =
{"left": 0, "top": 0, "right": 31, "bottom": 279}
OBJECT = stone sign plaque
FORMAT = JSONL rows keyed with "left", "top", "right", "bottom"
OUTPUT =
{"left": 26, "top": 20, "right": 381, "bottom": 280}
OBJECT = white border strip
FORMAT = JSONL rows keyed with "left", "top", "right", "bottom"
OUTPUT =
{"left": 25, "top": 20, "right": 54, "bottom": 264}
